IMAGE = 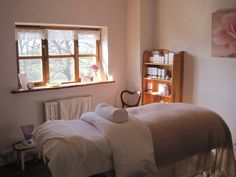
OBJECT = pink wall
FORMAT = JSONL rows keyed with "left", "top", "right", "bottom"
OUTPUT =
{"left": 126, "top": 0, "right": 153, "bottom": 91}
{"left": 0, "top": 0, "right": 126, "bottom": 164}
{"left": 126, "top": 0, "right": 236, "bottom": 144}
{"left": 153, "top": 0, "right": 236, "bottom": 143}
{"left": 126, "top": 0, "right": 141, "bottom": 90}
{"left": 1, "top": 0, "right": 236, "bottom": 165}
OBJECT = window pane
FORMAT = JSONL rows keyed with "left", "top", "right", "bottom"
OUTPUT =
{"left": 49, "top": 58, "right": 75, "bottom": 83}
{"left": 78, "top": 33, "right": 97, "bottom": 55}
{"left": 79, "top": 57, "right": 96, "bottom": 77}
{"left": 19, "top": 59, "right": 43, "bottom": 82}
{"left": 48, "top": 30, "right": 74, "bottom": 55}
{"left": 18, "top": 32, "right": 42, "bottom": 56}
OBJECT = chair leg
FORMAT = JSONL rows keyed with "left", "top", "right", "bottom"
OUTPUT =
{"left": 42, "top": 153, "right": 47, "bottom": 163}
{"left": 20, "top": 151, "right": 25, "bottom": 170}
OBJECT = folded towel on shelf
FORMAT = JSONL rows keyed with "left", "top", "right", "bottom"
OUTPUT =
{"left": 95, "top": 103, "right": 128, "bottom": 123}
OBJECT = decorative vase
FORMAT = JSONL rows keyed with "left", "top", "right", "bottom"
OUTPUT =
{"left": 93, "top": 71, "right": 101, "bottom": 82}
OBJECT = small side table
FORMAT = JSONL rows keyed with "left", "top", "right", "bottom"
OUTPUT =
{"left": 13, "top": 141, "right": 37, "bottom": 170}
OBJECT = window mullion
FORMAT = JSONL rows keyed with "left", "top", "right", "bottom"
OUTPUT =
{"left": 78, "top": 54, "right": 97, "bottom": 57}
{"left": 96, "top": 40, "right": 100, "bottom": 63}
{"left": 47, "top": 55, "right": 75, "bottom": 58}
{"left": 16, "top": 40, "right": 21, "bottom": 88}
{"left": 42, "top": 39, "right": 49, "bottom": 85}
{"left": 18, "top": 56, "right": 43, "bottom": 59}
{"left": 74, "top": 39, "right": 79, "bottom": 82}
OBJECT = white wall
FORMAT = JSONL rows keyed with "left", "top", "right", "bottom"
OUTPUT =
{"left": 126, "top": 0, "right": 141, "bottom": 90}
{"left": 126, "top": 0, "right": 154, "bottom": 91}
{"left": 0, "top": 0, "right": 126, "bottom": 164}
{"left": 153, "top": 0, "right": 236, "bottom": 142}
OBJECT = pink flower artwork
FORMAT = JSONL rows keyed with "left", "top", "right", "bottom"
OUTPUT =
{"left": 212, "top": 9, "right": 236, "bottom": 57}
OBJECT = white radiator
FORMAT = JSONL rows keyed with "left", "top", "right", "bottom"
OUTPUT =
{"left": 44, "top": 95, "right": 93, "bottom": 121}
{"left": 44, "top": 101, "right": 59, "bottom": 121}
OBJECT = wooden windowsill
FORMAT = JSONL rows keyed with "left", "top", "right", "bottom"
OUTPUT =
{"left": 11, "top": 80, "right": 115, "bottom": 94}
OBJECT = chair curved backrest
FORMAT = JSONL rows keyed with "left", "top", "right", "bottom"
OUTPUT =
{"left": 120, "top": 90, "right": 141, "bottom": 108}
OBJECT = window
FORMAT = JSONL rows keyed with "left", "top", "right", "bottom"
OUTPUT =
{"left": 15, "top": 25, "right": 105, "bottom": 88}
{"left": 17, "top": 30, "right": 43, "bottom": 83}
{"left": 78, "top": 30, "right": 100, "bottom": 78}
{"left": 47, "top": 30, "right": 75, "bottom": 84}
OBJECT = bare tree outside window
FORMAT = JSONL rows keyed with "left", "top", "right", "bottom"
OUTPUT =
{"left": 16, "top": 26, "right": 102, "bottom": 87}
{"left": 48, "top": 30, "right": 75, "bottom": 83}
{"left": 78, "top": 31, "right": 98, "bottom": 77}
{"left": 18, "top": 32, "right": 43, "bottom": 82}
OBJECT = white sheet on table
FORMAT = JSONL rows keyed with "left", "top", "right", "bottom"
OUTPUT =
{"left": 81, "top": 112, "right": 158, "bottom": 177}
{"left": 33, "top": 119, "right": 112, "bottom": 177}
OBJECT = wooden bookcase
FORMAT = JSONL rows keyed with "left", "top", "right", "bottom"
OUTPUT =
{"left": 142, "top": 49, "right": 184, "bottom": 105}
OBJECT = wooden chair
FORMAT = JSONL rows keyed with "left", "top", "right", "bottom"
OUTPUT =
{"left": 120, "top": 90, "right": 141, "bottom": 108}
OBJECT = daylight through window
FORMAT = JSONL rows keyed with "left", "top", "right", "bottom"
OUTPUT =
{"left": 15, "top": 25, "right": 106, "bottom": 88}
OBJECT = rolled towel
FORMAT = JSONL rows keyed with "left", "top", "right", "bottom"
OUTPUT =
{"left": 95, "top": 103, "right": 128, "bottom": 123}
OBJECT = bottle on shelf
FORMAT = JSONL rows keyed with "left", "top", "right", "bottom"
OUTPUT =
{"left": 142, "top": 49, "right": 184, "bottom": 105}
{"left": 147, "top": 82, "right": 153, "bottom": 92}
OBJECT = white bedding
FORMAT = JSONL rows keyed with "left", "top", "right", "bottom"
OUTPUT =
{"left": 34, "top": 103, "right": 236, "bottom": 177}
{"left": 33, "top": 120, "right": 112, "bottom": 177}
{"left": 81, "top": 112, "right": 157, "bottom": 177}
{"left": 34, "top": 113, "right": 157, "bottom": 177}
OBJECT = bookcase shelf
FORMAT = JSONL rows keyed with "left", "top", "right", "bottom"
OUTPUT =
{"left": 142, "top": 49, "right": 184, "bottom": 104}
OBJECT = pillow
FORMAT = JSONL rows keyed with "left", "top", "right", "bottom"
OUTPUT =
{"left": 95, "top": 103, "right": 129, "bottom": 123}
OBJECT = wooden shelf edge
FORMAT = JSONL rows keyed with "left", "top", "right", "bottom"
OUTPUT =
{"left": 143, "top": 91, "right": 172, "bottom": 98}
{"left": 144, "top": 77, "right": 172, "bottom": 83}
{"left": 144, "top": 62, "right": 173, "bottom": 66}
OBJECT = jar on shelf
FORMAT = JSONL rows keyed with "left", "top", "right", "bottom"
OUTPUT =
{"left": 147, "top": 82, "right": 153, "bottom": 92}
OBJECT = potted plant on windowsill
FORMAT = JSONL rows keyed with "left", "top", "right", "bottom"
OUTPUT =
{"left": 90, "top": 64, "right": 100, "bottom": 81}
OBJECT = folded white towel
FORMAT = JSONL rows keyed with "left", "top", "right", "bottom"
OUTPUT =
{"left": 95, "top": 103, "right": 128, "bottom": 123}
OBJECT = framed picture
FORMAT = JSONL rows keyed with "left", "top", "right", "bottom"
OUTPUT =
{"left": 211, "top": 8, "right": 236, "bottom": 58}
{"left": 18, "top": 73, "right": 29, "bottom": 90}
{"left": 212, "top": 8, "right": 236, "bottom": 57}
